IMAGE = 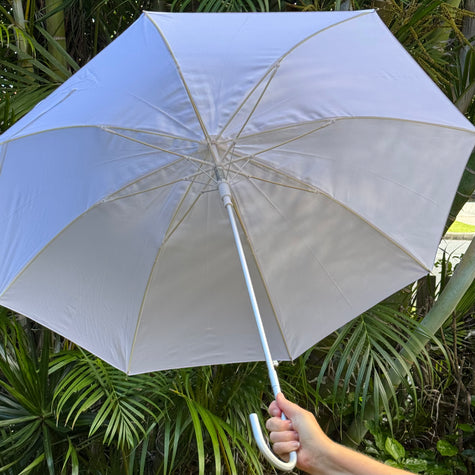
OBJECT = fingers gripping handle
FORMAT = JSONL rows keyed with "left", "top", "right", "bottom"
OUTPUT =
{"left": 249, "top": 413, "right": 297, "bottom": 471}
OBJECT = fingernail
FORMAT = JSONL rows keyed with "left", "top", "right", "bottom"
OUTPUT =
{"left": 291, "top": 441, "right": 300, "bottom": 450}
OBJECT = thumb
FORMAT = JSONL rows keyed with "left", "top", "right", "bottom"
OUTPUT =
{"left": 276, "top": 393, "right": 301, "bottom": 419}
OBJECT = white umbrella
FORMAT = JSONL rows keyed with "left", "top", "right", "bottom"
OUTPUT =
{"left": 0, "top": 10, "right": 474, "bottom": 470}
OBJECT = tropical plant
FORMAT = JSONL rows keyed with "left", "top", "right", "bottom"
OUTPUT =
{"left": 314, "top": 306, "right": 444, "bottom": 435}
{"left": 0, "top": 307, "right": 271, "bottom": 474}
{"left": 1, "top": 0, "right": 475, "bottom": 474}
{"left": 0, "top": 309, "right": 90, "bottom": 475}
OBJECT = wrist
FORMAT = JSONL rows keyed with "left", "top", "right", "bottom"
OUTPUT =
{"left": 299, "top": 438, "right": 340, "bottom": 475}
{"left": 307, "top": 440, "right": 352, "bottom": 475}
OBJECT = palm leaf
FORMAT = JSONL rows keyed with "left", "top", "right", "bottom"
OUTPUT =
{"left": 316, "top": 304, "right": 442, "bottom": 430}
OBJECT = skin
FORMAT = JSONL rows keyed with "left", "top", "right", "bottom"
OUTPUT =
{"left": 266, "top": 393, "right": 415, "bottom": 475}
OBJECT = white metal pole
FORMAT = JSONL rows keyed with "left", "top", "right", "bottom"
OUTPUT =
{"left": 218, "top": 180, "right": 281, "bottom": 396}
{"left": 217, "top": 176, "right": 297, "bottom": 471}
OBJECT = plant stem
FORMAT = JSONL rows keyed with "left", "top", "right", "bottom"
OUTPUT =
{"left": 45, "top": 0, "right": 67, "bottom": 72}
{"left": 11, "top": 0, "right": 31, "bottom": 70}
{"left": 344, "top": 237, "right": 475, "bottom": 447}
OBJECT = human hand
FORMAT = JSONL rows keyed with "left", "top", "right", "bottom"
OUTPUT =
{"left": 266, "top": 393, "right": 416, "bottom": 475}
{"left": 266, "top": 393, "right": 335, "bottom": 475}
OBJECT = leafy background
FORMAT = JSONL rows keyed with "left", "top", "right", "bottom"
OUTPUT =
{"left": 1, "top": 0, "right": 475, "bottom": 473}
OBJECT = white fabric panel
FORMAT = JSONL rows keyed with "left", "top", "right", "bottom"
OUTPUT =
{"left": 232, "top": 177, "right": 428, "bottom": 357}
{"left": 232, "top": 119, "right": 475, "bottom": 267}
{"left": 231, "top": 12, "right": 469, "bottom": 135}
{"left": 128, "top": 189, "right": 288, "bottom": 373}
{"left": 0, "top": 129, "right": 194, "bottom": 293}
{"left": 0, "top": 178, "right": 193, "bottom": 370}
{"left": 147, "top": 11, "right": 366, "bottom": 135}
{"left": 1, "top": 15, "right": 203, "bottom": 142}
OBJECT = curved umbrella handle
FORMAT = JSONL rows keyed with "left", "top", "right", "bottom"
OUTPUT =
{"left": 249, "top": 413, "right": 297, "bottom": 472}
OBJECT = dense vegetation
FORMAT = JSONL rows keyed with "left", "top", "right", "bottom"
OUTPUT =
{"left": 1, "top": 0, "right": 475, "bottom": 473}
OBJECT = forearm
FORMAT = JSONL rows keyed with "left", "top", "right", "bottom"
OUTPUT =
{"left": 308, "top": 441, "right": 413, "bottom": 475}
{"left": 267, "top": 395, "right": 415, "bottom": 475}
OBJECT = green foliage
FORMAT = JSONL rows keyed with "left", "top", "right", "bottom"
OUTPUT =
{"left": 170, "top": 0, "right": 278, "bottom": 12}
{"left": 445, "top": 152, "right": 475, "bottom": 232}
{"left": 0, "top": 311, "right": 87, "bottom": 475}
{"left": 385, "top": 436, "right": 405, "bottom": 462}
{"left": 0, "top": 310, "right": 270, "bottom": 474}
{"left": 436, "top": 439, "right": 458, "bottom": 457}
{"left": 0, "top": 3, "right": 79, "bottom": 131}
{"left": 352, "top": 252, "right": 475, "bottom": 475}
{"left": 51, "top": 351, "right": 163, "bottom": 449}
{"left": 365, "top": 422, "right": 474, "bottom": 474}
{"left": 315, "top": 305, "right": 442, "bottom": 433}
{"left": 1, "top": 0, "right": 474, "bottom": 473}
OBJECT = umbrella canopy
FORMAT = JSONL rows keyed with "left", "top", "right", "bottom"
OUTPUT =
{"left": 0, "top": 10, "right": 474, "bottom": 378}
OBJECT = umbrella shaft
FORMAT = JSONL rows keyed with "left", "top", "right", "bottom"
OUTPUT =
{"left": 219, "top": 180, "right": 281, "bottom": 397}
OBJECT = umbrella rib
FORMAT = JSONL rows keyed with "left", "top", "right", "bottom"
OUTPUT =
{"left": 216, "top": 64, "right": 280, "bottom": 153}
{"left": 125, "top": 93, "right": 204, "bottom": 140}
{"left": 231, "top": 201, "right": 294, "bottom": 361}
{"left": 163, "top": 175, "right": 216, "bottom": 246}
{"left": 101, "top": 126, "right": 218, "bottom": 182}
{"left": 216, "top": 67, "right": 276, "bottom": 142}
{"left": 126, "top": 172, "right": 215, "bottom": 373}
{"left": 216, "top": 121, "right": 334, "bottom": 185}
{"left": 214, "top": 150, "right": 318, "bottom": 193}
{"left": 228, "top": 119, "right": 334, "bottom": 142}
{"left": 230, "top": 170, "right": 317, "bottom": 194}
{"left": 244, "top": 178, "right": 356, "bottom": 309}
{"left": 242, "top": 120, "right": 336, "bottom": 158}
{"left": 145, "top": 12, "right": 216, "bottom": 156}
{"left": 99, "top": 176, "right": 192, "bottom": 203}
{"left": 239, "top": 116, "right": 446, "bottom": 210}
{"left": 216, "top": 145, "right": 320, "bottom": 192}
{"left": 228, "top": 113, "right": 460, "bottom": 211}
{"left": 101, "top": 126, "right": 202, "bottom": 163}
{"left": 104, "top": 126, "right": 203, "bottom": 145}
{"left": 2, "top": 88, "right": 77, "bottom": 141}
{"left": 242, "top": 115, "right": 475, "bottom": 139}
{"left": 101, "top": 167, "right": 221, "bottom": 203}
{"left": 243, "top": 164, "right": 432, "bottom": 273}
{"left": 0, "top": 153, "right": 203, "bottom": 301}
{"left": 248, "top": 154, "right": 438, "bottom": 210}
{"left": 217, "top": 10, "right": 373, "bottom": 140}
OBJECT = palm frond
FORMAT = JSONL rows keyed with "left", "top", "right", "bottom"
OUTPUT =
{"left": 315, "top": 304, "right": 444, "bottom": 431}
{"left": 52, "top": 349, "right": 166, "bottom": 449}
